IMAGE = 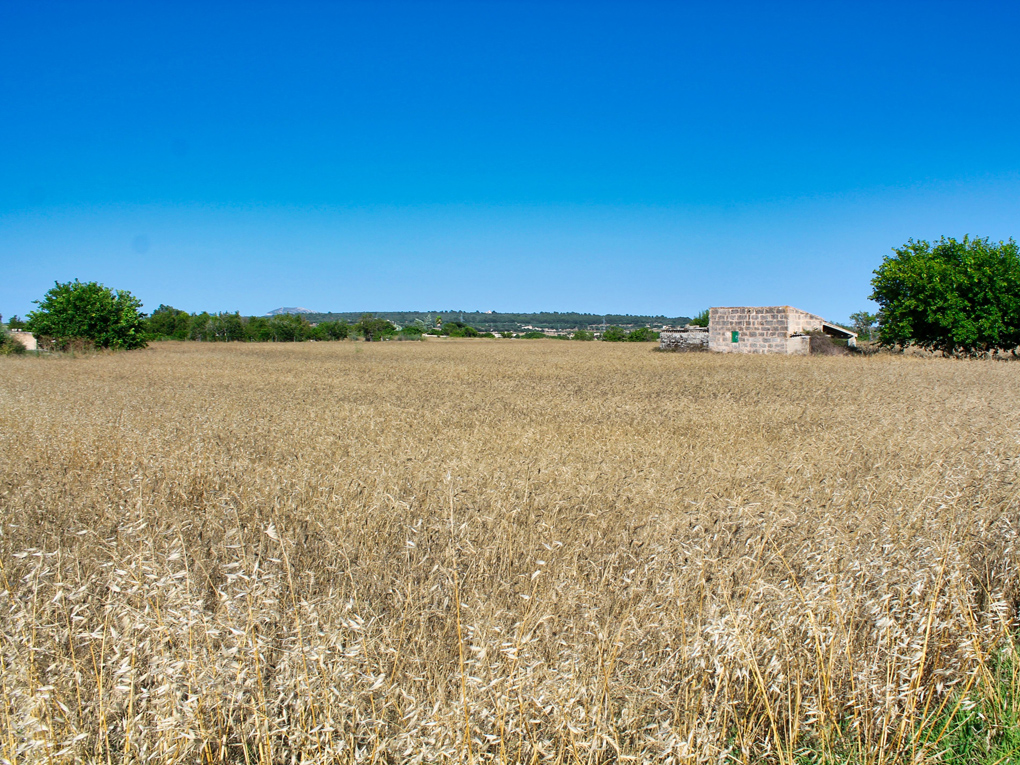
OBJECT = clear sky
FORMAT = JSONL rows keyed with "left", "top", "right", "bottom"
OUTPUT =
{"left": 3, "top": 1, "right": 1019, "bottom": 321}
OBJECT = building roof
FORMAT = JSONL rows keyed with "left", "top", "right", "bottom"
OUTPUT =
{"left": 820, "top": 322, "right": 856, "bottom": 339}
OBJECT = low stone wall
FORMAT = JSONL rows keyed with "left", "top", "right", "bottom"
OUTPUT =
{"left": 659, "top": 327, "right": 708, "bottom": 351}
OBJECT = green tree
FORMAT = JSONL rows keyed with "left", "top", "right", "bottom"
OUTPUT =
{"left": 7, "top": 315, "right": 26, "bottom": 330}
{"left": 269, "top": 313, "right": 311, "bottom": 342}
{"left": 355, "top": 314, "right": 396, "bottom": 341}
{"left": 244, "top": 316, "right": 273, "bottom": 342}
{"left": 626, "top": 326, "right": 659, "bottom": 342}
{"left": 689, "top": 309, "right": 710, "bottom": 327}
{"left": 316, "top": 320, "right": 350, "bottom": 340}
{"left": 214, "top": 312, "right": 246, "bottom": 341}
{"left": 397, "top": 325, "right": 424, "bottom": 339}
{"left": 145, "top": 305, "right": 191, "bottom": 340}
{"left": 848, "top": 311, "right": 879, "bottom": 341}
{"left": 446, "top": 324, "right": 480, "bottom": 338}
{"left": 870, "top": 236, "right": 1020, "bottom": 355}
{"left": 26, "top": 280, "right": 147, "bottom": 350}
{"left": 188, "top": 312, "right": 215, "bottom": 341}
{"left": 601, "top": 326, "right": 627, "bottom": 342}
{"left": 571, "top": 330, "right": 594, "bottom": 341}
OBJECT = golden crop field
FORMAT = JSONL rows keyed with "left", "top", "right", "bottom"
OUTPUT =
{"left": 1, "top": 340, "right": 1019, "bottom": 764}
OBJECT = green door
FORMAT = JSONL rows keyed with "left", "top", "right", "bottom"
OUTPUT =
{"left": 731, "top": 330, "right": 739, "bottom": 343}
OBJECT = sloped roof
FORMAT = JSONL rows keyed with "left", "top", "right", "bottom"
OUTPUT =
{"left": 820, "top": 322, "right": 857, "bottom": 339}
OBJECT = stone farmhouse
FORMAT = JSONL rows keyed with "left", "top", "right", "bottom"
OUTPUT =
{"left": 659, "top": 306, "right": 856, "bottom": 354}
{"left": 708, "top": 306, "right": 855, "bottom": 354}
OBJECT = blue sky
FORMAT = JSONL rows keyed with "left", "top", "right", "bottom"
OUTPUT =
{"left": 3, "top": 1, "right": 1019, "bottom": 321}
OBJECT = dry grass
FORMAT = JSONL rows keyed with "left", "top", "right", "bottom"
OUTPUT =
{"left": 1, "top": 340, "right": 1019, "bottom": 764}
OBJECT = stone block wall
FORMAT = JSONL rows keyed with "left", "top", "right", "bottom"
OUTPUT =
{"left": 708, "top": 306, "right": 827, "bottom": 355}
{"left": 786, "top": 308, "right": 826, "bottom": 336}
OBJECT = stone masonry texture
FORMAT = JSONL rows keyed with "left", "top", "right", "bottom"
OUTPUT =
{"left": 659, "top": 327, "right": 709, "bottom": 351}
{"left": 708, "top": 306, "right": 827, "bottom": 355}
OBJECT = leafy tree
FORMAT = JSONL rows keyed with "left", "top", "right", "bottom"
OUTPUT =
{"left": 7, "top": 315, "right": 26, "bottom": 330}
{"left": 215, "top": 312, "right": 246, "bottom": 341}
{"left": 689, "top": 309, "right": 710, "bottom": 327}
{"left": 146, "top": 305, "right": 191, "bottom": 339}
{"left": 244, "top": 316, "right": 273, "bottom": 342}
{"left": 446, "top": 324, "right": 480, "bottom": 338}
{"left": 521, "top": 331, "right": 547, "bottom": 339}
{"left": 316, "top": 320, "right": 350, "bottom": 340}
{"left": 571, "top": 330, "right": 594, "bottom": 341}
{"left": 398, "top": 325, "right": 424, "bottom": 339}
{"left": 626, "top": 326, "right": 659, "bottom": 342}
{"left": 355, "top": 315, "right": 396, "bottom": 341}
{"left": 26, "top": 280, "right": 147, "bottom": 350}
{"left": 871, "top": 236, "right": 1020, "bottom": 355}
{"left": 269, "top": 313, "right": 311, "bottom": 342}
{"left": 601, "top": 326, "right": 627, "bottom": 342}
{"left": 188, "top": 312, "right": 215, "bottom": 341}
{"left": 848, "top": 311, "right": 879, "bottom": 341}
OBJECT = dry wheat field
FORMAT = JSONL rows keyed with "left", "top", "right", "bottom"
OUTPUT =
{"left": 1, "top": 340, "right": 1019, "bottom": 764}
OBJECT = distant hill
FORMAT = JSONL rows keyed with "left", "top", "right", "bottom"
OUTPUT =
{"left": 299, "top": 310, "right": 692, "bottom": 332}
{"left": 266, "top": 307, "right": 317, "bottom": 316}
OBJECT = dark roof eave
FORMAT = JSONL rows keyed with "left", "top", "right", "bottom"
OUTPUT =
{"left": 820, "top": 322, "right": 857, "bottom": 339}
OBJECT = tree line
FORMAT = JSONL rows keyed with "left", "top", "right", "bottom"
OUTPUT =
{"left": 146, "top": 306, "right": 360, "bottom": 343}
{"left": 6, "top": 285, "right": 667, "bottom": 351}
{"left": 9, "top": 236, "right": 1019, "bottom": 356}
{"left": 299, "top": 310, "right": 690, "bottom": 332}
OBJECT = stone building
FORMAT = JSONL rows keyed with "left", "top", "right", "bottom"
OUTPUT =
{"left": 708, "top": 306, "right": 856, "bottom": 355}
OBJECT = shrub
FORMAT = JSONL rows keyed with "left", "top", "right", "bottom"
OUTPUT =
{"left": 398, "top": 325, "right": 424, "bottom": 340}
{"left": 26, "top": 280, "right": 147, "bottom": 350}
{"left": 571, "top": 330, "right": 595, "bottom": 341}
{"left": 809, "top": 330, "right": 848, "bottom": 356}
{"left": 442, "top": 321, "right": 482, "bottom": 338}
{"left": 626, "top": 327, "right": 659, "bottom": 342}
{"left": 601, "top": 326, "right": 627, "bottom": 342}
{"left": 0, "top": 328, "right": 27, "bottom": 355}
{"left": 521, "top": 331, "right": 547, "bottom": 339}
